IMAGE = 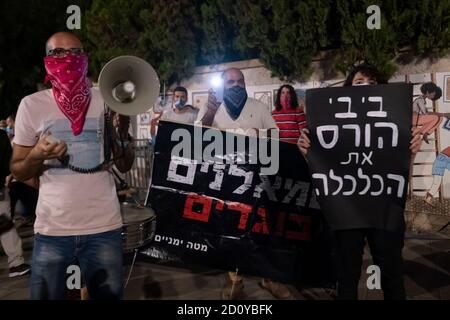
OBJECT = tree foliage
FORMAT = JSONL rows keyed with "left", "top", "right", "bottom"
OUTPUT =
{"left": 138, "top": 0, "right": 200, "bottom": 83}
{"left": 245, "top": 0, "right": 331, "bottom": 81}
{"left": 334, "top": 0, "right": 398, "bottom": 78}
{"left": 1, "top": 0, "right": 450, "bottom": 117}
{"left": 0, "top": 0, "right": 92, "bottom": 118}
{"left": 199, "top": 0, "right": 240, "bottom": 64}
{"left": 334, "top": 0, "right": 450, "bottom": 79}
{"left": 84, "top": 0, "right": 200, "bottom": 83}
{"left": 81, "top": 0, "right": 450, "bottom": 83}
{"left": 83, "top": 0, "right": 148, "bottom": 77}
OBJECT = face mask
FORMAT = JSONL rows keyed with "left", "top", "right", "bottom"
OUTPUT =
{"left": 353, "top": 83, "right": 370, "bottom": 86}
{"left": 280, "top": 96, "right": 291, "bottom": 108}
{"left": 44, "top": 53, "right": 91, "bottom": 136}
{"left": 5, "top": 127, "right": 13, "bottom": 135}
{"left": 223, "top": 86, "right": 248, "bottom": 120}
{"left": 173, "top": 99, "right": 187, "bottom": 110}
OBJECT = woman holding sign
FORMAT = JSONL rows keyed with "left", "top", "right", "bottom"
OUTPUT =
{"left": 298, "top": 64, "right": 422, "bottom": 300}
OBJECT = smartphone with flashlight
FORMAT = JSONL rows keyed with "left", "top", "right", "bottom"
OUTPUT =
{"left": 211, "top": 76, "right": 224, "bottom": 103}
{"left": 213, "top": 85, "right": 224, "bottom": 104}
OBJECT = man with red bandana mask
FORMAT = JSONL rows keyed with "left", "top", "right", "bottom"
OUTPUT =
{"left": 10, "top": 32, "right": 135, "bottom": 300}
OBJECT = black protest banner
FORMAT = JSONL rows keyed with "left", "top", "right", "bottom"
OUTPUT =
{"left": 144, "top": 121, "right": 335, "bottom": 286}
{"left": 305, "top": 83, "right": 413, "bottom": 231}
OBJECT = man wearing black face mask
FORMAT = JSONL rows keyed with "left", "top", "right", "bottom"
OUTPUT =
{"left": 197, "top": 69, "right": 289, "bottom": 300}
{"left": 197, "top": 68, "right": 277, "bottom": 133}
{"left": 159, "top": 86, "right": 198, "bottom": 124}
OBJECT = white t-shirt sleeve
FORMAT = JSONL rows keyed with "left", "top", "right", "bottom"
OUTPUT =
{"left": 195, "top": 103, "right": 208, "bottom": 125}
{"left": 13, "top": 98, "right": 38, "bottom": 147}
{"left": 261, "top": 108, "right": 278, "bottom": 129}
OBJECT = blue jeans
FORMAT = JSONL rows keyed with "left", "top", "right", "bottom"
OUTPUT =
{"left": 431, "top": 153, "right": 450, "bottom": 176}
{"left": 30, "top": 228, "right": 123, "bottom": 300}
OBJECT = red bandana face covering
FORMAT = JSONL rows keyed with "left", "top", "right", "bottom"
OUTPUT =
{"left": 281, "top": 96, "right": 291, "bottom": 109}
{"left": 44, "top": 53, "right": 91, "bottom": 136}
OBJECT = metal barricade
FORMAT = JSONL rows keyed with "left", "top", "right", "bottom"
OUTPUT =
{"left": 123, "top": 139, "right": 153, "bottom": 202}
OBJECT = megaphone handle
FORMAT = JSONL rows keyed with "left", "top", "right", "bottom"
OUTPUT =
{"left": 110, "top": 166, "right": 128, "bottom": 189}
{"left": 103, "top": 106, "right": 114, "bottom": 162}
{"left": 104, "top": 103, "right": 133, "bottom": 162}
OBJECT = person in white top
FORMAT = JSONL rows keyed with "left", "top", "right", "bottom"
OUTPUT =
{"left": 196, "top": 68, "right": 290, "bottom": 300}
{"left": 150, "top": 86, "right": 198, "bottom": 143}
{"left": 196, "top": 70, "right": 276, "bottom": 133}
{"left": 160, "top": 86, "right": 198, "bottom": 124}
{"left": 0, "top": 129, "right": 31, "bottom": 278}
{"left": 10, "top": 32, "right": 135, "bottom": 300}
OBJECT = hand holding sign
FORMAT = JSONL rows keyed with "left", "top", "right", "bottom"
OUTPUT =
{"left": 297, "top": 129, "right": 310, "bottom": 156}
{"left": 150, "top": 112, "right": 163, "bottom": 136}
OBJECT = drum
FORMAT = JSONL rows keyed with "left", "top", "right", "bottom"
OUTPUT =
{"left": 121, "top": 202, "right": 156, "bottom": 253}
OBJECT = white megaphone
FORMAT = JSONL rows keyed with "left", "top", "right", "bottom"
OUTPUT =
{"left": 98, "top": 55, "right": 160, "bottom": 115}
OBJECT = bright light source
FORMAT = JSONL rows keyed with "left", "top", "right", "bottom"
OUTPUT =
{"left": 211, "top": 75, "right": 222, "bottom": 88}
{"left": 123, "top": 81, "right": 135, "bottom": 93}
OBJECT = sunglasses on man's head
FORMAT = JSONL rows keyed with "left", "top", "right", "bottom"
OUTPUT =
{"left": 46, "top": 48, "right": 84, "bottom": 57}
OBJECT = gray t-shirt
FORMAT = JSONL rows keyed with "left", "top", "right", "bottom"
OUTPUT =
{"left": 161, "top": 106, "right": 198, "bottom": 124}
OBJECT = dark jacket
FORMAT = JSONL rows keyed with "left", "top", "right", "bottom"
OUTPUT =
{"left": 0, "top": 130, "right": 12, "bottom": 187}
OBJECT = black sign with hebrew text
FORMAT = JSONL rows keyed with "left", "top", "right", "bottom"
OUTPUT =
{"left": 306, "top": 84, "right": 413, "bottom": 231}
{"left": 143, "top": 121, "right": 336, "bottom": 286}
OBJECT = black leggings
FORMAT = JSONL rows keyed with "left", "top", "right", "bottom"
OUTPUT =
{"left": 333, "top": 228, "right": 406, "bottom": 300}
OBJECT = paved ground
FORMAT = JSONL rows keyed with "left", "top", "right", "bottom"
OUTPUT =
{"left": 406, "top": 196, "right": 450, "bottom": 236}
{"left": 0, "top": 224, "right": 449, "bottom": 300}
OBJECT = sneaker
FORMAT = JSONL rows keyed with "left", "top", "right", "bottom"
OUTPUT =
{"left": 221, "top": 278, "right": 244, "bottom": 300}
{"left": 260, "top": 278, "right": 292, "bottom": 299}
{"left": 9, "top": 264, "right": 31, "bottom": 278}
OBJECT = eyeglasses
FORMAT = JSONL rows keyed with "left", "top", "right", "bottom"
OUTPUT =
{"left": 46, "top": 48, "right": 84, "bottom": 57}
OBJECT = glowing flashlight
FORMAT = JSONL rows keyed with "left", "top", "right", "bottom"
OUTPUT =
{"left": 210, "top": 75, "right": 224, "bottom": 102}
{"left": 211, "top": 75, "right": 222, "bottom": 88}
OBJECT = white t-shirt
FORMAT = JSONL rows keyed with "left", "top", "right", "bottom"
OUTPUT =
{"left": 161, "top": 106, "right": 198, "bottom": 124}
{"left": 196, "top": 97, "right": 277, "bottom": 132}
{"left": 14, "top": 88, "right": 122, "bottom": 236}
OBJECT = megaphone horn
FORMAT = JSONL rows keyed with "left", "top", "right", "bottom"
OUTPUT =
{"left": 98, "top": 56, "right": 160, "bottom": 116}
